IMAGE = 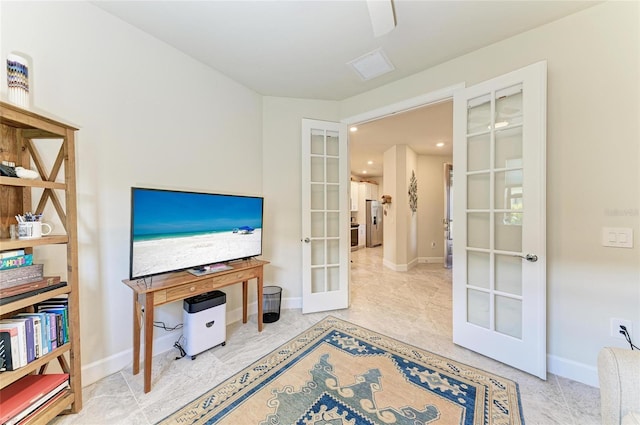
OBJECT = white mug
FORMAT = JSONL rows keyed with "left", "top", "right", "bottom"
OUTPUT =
{"left": 18, "top": 221, "right": 52, "bottom": 239}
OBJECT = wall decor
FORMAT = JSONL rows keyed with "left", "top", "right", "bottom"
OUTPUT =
{"left": 408, "top": 170, "right": 418, "bottom": 213}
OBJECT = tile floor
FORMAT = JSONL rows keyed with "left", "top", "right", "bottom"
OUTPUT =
{"left": 54, "top": 247, "right": 601, "bottom": 424}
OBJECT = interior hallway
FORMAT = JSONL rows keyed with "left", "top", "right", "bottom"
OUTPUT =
{"left": 54, "top": 247, "right": 601, "bottom": 424}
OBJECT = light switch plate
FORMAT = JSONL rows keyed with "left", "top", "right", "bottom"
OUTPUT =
{"left": 602, "top": 227, "right": 634, "bottom": 248}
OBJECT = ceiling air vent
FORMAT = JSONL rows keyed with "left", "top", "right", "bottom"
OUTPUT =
{"left": 348, "top": 48, "right": 395, "bottom": 81}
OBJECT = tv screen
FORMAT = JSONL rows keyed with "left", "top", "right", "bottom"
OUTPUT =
{"left": 129, "top": 187, "right": 263, "bottom": 279}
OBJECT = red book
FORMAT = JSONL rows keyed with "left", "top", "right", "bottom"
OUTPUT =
{"left": 0, "top": 374, "right": 69, "bottom": 424}
{"left": 12, "top": 389, "right": 68, "bottom": 424}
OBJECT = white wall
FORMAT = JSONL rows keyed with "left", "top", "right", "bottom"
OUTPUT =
{"left": 382, "top": 147, "right": 398, "bottom": 266}
{"left": 262, "top": 97, "right": 340, "bottom": 302}
{"left": 340, "top": 1, "right": 640, "bottom": 385}
{"left": 381, "top": 145, "right": 418, "bottom": 270}
{"left": 1, "top": 1, "right": 264, "bottom": 385}
{"left": 404, "top": 147, "right": 418, "bottom": 268}
{"left": 417, "top": 155, "right": 452, "bottom": 263}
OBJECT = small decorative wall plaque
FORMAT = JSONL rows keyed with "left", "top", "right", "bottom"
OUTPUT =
{"left": 408, "top": 170, "right": 417, "bottom": 213}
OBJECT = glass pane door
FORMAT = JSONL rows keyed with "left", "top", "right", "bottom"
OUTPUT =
{"left": 310, "top": 129, "right": 341, "bottom": 293}
{"left": 453, "top": 61, "right": 547, "bottom": 379}
{"left": 465, "top": 84, "right": 524, "bottom": 338}
{"left": 302, "top": 119, "right": 349, "bottom": 314}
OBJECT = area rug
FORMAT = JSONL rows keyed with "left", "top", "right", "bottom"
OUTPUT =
{"left": 159, "top": 316, "right": 524, "bottom": 425}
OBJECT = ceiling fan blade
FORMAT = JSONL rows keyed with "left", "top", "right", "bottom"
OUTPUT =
{"left": 366, "top": 0, "right": 396, "bottom": 37}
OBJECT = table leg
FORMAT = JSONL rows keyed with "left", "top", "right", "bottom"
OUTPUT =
{"left": 133, "top": 294, "right": 141, "bottom": 375}
{"left": 144, "top": 292, "right": 154, "bottom": 393}
{"left": 242, "top": 280, "right": 248, "bottom": 324}
{"left": 257, "top": 270, "right": 264, "bottom": 332}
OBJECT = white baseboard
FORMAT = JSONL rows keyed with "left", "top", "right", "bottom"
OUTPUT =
{"left": 383, "top": 258, "right": 404, "bottom": 271}
{"left": 81, "top": 296, "right": 302, "bottom": 387}
{"left": 547, "top": 354, "right": 599, "bottom": 388}
{"left": 418, "top": 257, "right": 444, "bottom": 264}
{"left": 81, "top": 345, "right": 140, "bottom": 387}
{"left": 383, "top": 258, "right": 419, "bottom": 271}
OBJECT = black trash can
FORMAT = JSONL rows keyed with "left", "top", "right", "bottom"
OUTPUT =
{"left": 262, "top": 286, "right": 282, "bottom": 323}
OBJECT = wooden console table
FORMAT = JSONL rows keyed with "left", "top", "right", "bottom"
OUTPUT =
{"left": 122, "top": 259, "right": 269, "bottom": 393}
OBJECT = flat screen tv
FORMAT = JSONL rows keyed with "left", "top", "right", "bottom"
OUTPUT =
{"left": 129, "top": 187, "right": 263, "bottom": 280}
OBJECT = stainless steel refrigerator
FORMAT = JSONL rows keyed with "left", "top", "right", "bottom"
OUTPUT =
{"left": 366, "top": 200, "right": 383, "bottom": 247}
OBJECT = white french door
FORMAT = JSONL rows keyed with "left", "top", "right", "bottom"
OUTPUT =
{"left": 452, "top": 61, "right": 547, "bottom": 379}
{"left": 301, "top": 119, "right": 350, "bottom": 314}
{"left": 443, "top": 163, "right": 453, "bottom": 269}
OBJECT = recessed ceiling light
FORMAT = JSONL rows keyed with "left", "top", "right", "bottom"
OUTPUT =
{"left": 350, "top": 127, "right": 358, "bottom": 132}
{"left": 367, "top": 160, "right": 373, "bottom": 165}
{"left": 362, "top": 170, "right": 367, "bottom": 174}
{"left": 436, "top": 142, "right": 445, "bottom": 148}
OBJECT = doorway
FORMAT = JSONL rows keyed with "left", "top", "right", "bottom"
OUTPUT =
{"left": 342, "top": 64, "right": 547, "bottom": 379}
{"left": 347, "top": 85, "right": 461, "bottom": 270}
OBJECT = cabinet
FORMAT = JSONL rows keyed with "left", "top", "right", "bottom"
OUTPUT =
{"left": 350, "top": 181, "right": 359, "bottom": 211}
{"left": 358, "top": 225, "right": 366, "bottom": 249}
{"left": 0, "top": 101, "right": 82, "bottom": 421}
{"left": 362, "top": 182, "right": 378, "bottom": 201}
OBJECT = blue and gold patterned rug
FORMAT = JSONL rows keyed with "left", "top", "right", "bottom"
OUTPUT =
{"left": 160, "top": 316, "right": 524, "bottom": 425}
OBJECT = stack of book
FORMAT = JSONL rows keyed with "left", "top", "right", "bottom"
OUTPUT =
{"left": 0, "top": 373, "right": 70, "bottom": 425}
{"left": 0, "top": 298, "right": 70, "bottom": 371}
{"left": 0, "top": 249, "right": 66, "bottom": 305}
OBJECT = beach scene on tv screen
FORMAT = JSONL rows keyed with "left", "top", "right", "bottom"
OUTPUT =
{"left": 131, "top": 189, "right": 262, "bottom": 278}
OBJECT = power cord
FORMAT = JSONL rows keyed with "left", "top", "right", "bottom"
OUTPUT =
{"left": 150, "top": 321, "right": 187, "bottom": 358}
{"left": 619, "top": 326, "right": 639, "bottom": 350}
{"left": 174, "top": 335, "right": 187, "bottom": 359}
{"left": 153, "top": 321, "right": 183, "bottom": 331}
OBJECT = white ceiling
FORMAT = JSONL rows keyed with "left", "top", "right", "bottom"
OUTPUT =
{"left": 91, "top": 0, "right": 598, "bottom": 177}
{"left": 349, "top": 100, "right": 453, "bottom": 177}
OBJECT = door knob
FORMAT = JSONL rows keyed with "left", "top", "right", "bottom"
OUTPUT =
{"left": 514, "top": 254, "right": 538, "bottom": 262}
{"left": 304, "top": 238, "right": 310, "bottom": 243}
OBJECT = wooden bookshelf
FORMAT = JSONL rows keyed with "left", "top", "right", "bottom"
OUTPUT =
{"left": 0, "top": 101, "right": 82, "bottom": 422}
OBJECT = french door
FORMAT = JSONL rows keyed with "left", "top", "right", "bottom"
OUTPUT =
{"left": 443, "top": 163, "right": 453, "bottom": 269}
{"left": 452, "top": 62, "right": 547, "bottom": 379}
{"left": 301, "top": 119, "right": 350, "bottom": 314}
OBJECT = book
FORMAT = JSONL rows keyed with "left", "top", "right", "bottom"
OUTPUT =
{"left": 0, "top": 337, "right": 4, "bottom": 370}
{"left": 0, "top": 276, "right": 61, "bottom": 298}
{"left": 0, "top": 322, "right": 26, "bottom": 367}
{"left": 0, "top": 280, "right": 67, "bottom": 307}
{"left": 37, "top": 298, "right": 70, "bottom": 344}
{"left": 0, "top": 249, "right": 25, "bottom": 259}
{"left": 53, "top": 313, "right": 63, "bottom": 347}
{"left": 12, "top": 388, "right": 68, "bottom": 424}
{"left": 4, "top": 317, "right": 35, "bottom": 363}
{"left": 45, "top": 312, "right": 58, "bottom": 350}
{"left": 15, "top": 313, "right": 49, "bottom": 357}
{"left": 41, "top": 313, "right": 52, "bottom": 354}
{"left": 36, "top": 297, "right": 69, "bottom": 307}
{"left": 41, "top": 311, "right": 64, "bottom": 351}
{"left": 0, "top": 254, "right": 33, "bottom": 270}
{"left": 0, "top": 328, "right": 20, "bottom": 371}
{"left": 0, "top": 264, "right": 44, "bottom": 289}
{"left": 38, "top": 308, "right": 68, "bottom": 345}
{"left": 21, "top": 315, "right": 41, "bottom": 359}
{"left": 0, "top": 374, "right": 69, "bottom": 425}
